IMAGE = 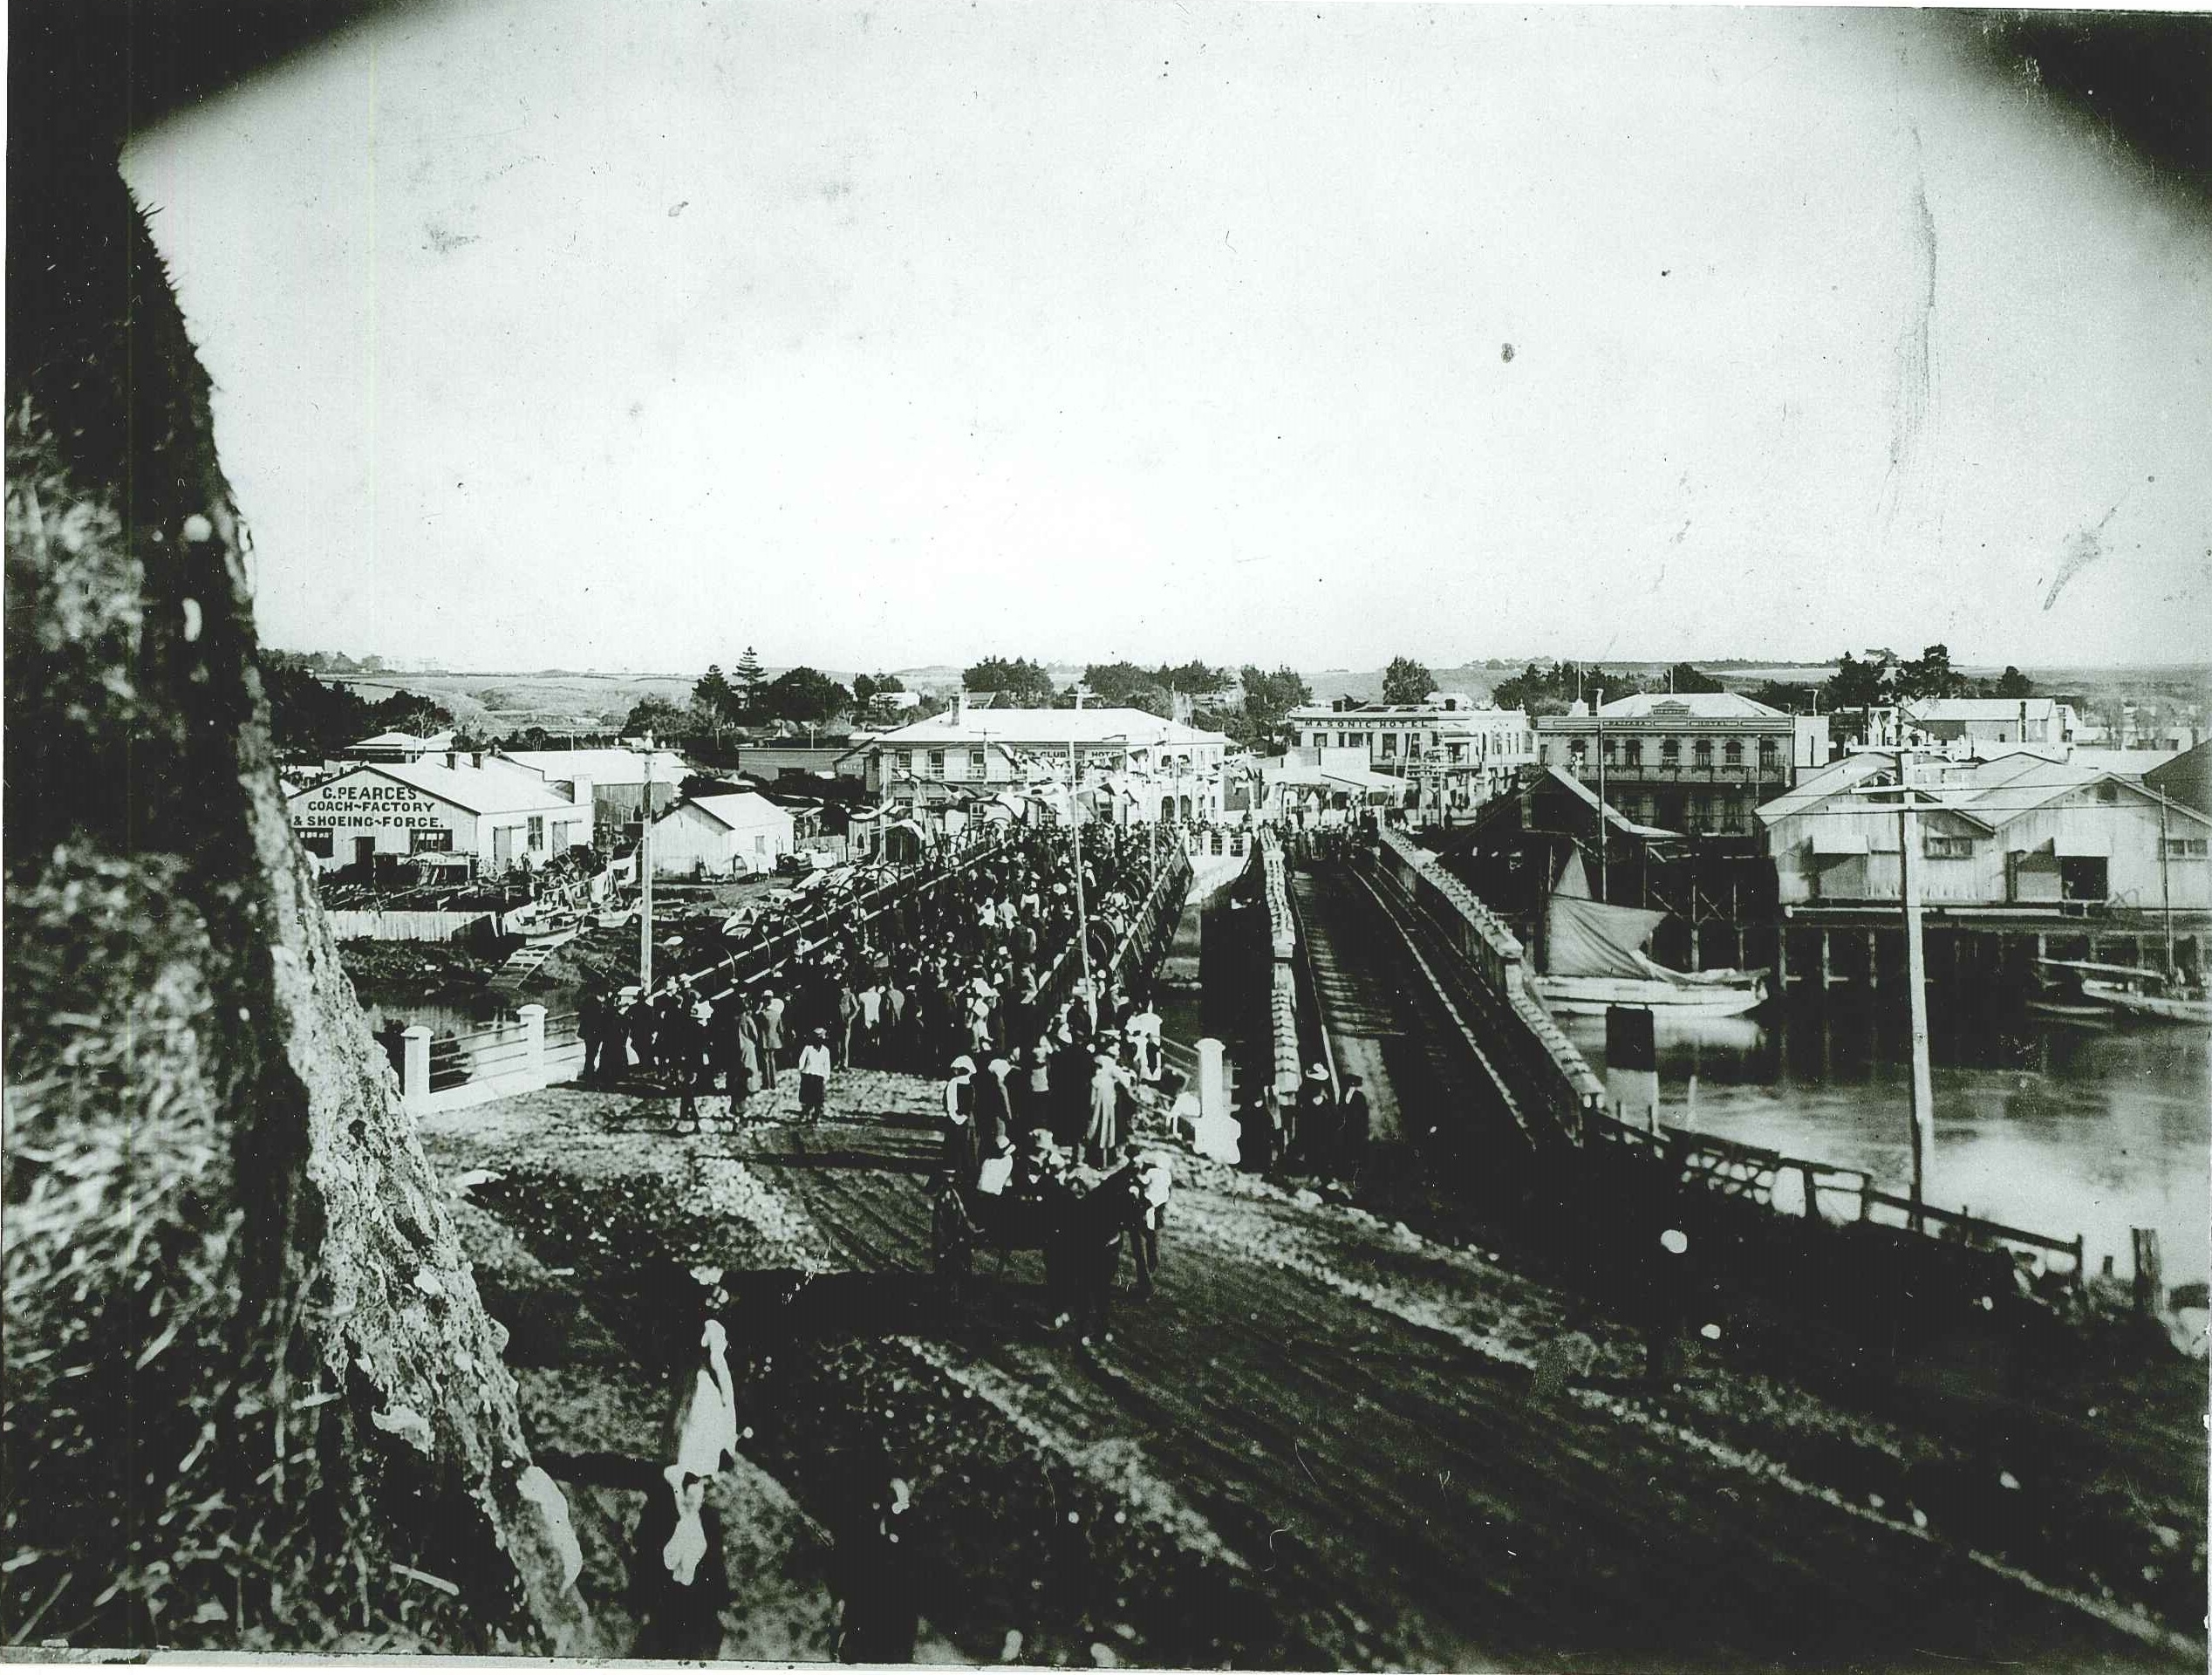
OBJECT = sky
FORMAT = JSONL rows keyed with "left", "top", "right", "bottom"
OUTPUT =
{"left": 123, "top": 2, "right": 2212, "bottom": 675}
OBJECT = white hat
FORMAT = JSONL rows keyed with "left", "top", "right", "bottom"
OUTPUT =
{"left": 1307, "top": 1063, "right": 1328, "bottom": 1080}
{"left": 950, "top": 1054, "right": 977, "bottom": 1073}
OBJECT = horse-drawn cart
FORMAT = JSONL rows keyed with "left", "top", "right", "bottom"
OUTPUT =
{"left": 926, "top": 1159, "right": 1153, "bottom": 1333}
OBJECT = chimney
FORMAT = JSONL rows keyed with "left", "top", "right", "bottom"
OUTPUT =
{"left": 446, "top": 751, "right": 458, "bottom": 769}
{"left": 472, "top": 751, "right": 483, "bottom": 769}
{"left": 955, "top": 690, "right": 968, "bottom": 723}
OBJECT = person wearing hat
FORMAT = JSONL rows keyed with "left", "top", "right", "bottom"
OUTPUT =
{"left": 1338, "top": 1071, "right": 1372, "bottom": 1179}
{"left": 1126, "top": 1142, "right": 1174, "bottom": 1300}
{"left": 975, "top": 1050, "right": 1014, "bottom": 1163}
{"left": 758, "top": 991, "right": 784, "bottom": 1090}
{"left": 577, "top": 980, "right": 611, "bottom": 1083}
{"left": 795, "top": 1027, "right": 833, "bottom": 1125}
{"left": 976, "top": 1130, "right": 1016, "bottom": 1200}
{"left": 940, "top": 1055, "right": 979, "bottom": 1184}
{"left": 1295, "top": 1063, "right": 1335, "bottom": 1172}
{"left": 1084, "top": 1046, "right": 1130, "bottom": 1169}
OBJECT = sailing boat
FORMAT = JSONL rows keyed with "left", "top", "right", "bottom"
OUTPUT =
{"left": 1528, "top": 851, "right": 1769, "bottom": 1018}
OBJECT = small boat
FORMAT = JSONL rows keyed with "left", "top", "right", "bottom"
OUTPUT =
{"left": 2047, "top": 959, "right": 2212, "bottom": 1028}
{"left": 2027, "top": 961, "right": 2116, "bottom": 1028}
{"left": 1533, "top": 851, "right": 1769, "bottom": 1018}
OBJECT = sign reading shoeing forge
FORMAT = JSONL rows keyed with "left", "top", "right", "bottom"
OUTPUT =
{"left": 292, "top": 780, "right": 447, "bottom": 831}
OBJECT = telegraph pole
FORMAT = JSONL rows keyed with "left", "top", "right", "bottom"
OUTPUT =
{"left": 1593, "top": 687, "right": 1608, "bottom": 901}
{"left": 1895, "top": 750, "right": 1931, "bottom": 1229}
{"left": 638, "top": 779, "right": 655, "bottom": 993}
{"left": 2158, "top": 793, "right": 2175, "bottom": 977}
{"left": 1068, "top": 736, "right": 1091, "bottom": 1001}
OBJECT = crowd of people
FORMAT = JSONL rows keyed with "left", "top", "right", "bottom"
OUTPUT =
{"left": 572, "top": 827, "right": 1175, "bottom": 1145}
{"left": 1240, "top": 1062, "right": 1373, "bottom": 1181}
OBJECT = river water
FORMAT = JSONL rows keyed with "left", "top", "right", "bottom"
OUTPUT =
{"left": 1559, "top": 997, "right": 2210, "bottom": 1286}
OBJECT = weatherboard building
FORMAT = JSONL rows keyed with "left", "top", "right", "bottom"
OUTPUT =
{"left": 286, "top": 755, "right": 594, "bottom": 875}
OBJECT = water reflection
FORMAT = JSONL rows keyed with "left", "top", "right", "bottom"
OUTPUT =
{"left": 357, "top": 995, "right": 530, "bottom": 1090}
{"left": 1560, "top": 998, "right": 2211, "bottom": 1284}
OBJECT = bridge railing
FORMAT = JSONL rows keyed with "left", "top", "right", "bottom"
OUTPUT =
{"left": 1370, "top": 826, "right": 1604, "bottom": 1145}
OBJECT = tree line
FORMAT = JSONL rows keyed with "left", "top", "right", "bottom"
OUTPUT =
{"left": 261, "top": 662, "right": 455, "bottom": 760}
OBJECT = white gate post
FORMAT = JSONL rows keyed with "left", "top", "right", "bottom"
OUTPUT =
{"left": 401, "top": 1025, "right": 432, "bottom": 1106}
{"left": 518, "top": 1004, "right": 547, "bottom": 1077}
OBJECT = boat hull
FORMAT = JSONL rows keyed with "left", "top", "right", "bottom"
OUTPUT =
{"left": 1531, "top": 974, "right": 1767, "bottom": 1018}
{"left": 2082, "top": 982, "right": 2212, "bottom": 1027}
{"left": 2025, "top": 997, "right": 2113, "bottom": 1028}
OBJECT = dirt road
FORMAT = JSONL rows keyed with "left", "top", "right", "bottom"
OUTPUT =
{"left": 426, "top": 1070, "right": 2195, "bottom": 1670}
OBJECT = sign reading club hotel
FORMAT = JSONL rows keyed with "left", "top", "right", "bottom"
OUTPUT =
{"left": 287, "top": 760, "right": 592, "bottom": 873}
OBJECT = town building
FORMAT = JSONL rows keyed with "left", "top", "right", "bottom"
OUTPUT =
{"left": 2145, "top": 740, "right": 2212, "bottom": 817}
{"left": 1758, "top": 749, "right": 2212, "bottom": 914}
{"left": 343, "top": 728, "right": 456, "bottom": 763}
{"left": 1898, "top": 696, "right": 2085, "bottom": 749}
{"left": 287, "top": 755, "right": 593, "bottom": 875}
{"left": 1286, "top": 693, "right": 1535, "bottom": 815}
{"left": 1535, "top": 691, "right": 1829, "bottom": 837}
{"left": 647, "top": 792, "right": 797, "bottom": 879}
{"left": 1248, "top": 749, "right": 1408, "bottom": 824}
{"left": 840, "top": 695, "right": 1233, "bottom": 824}
{"left": 498, "top": 746, "right": 689, "bottom": 844}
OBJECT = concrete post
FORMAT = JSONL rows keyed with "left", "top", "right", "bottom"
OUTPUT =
{"left": 1198, "top": 1037, "right": 1226, "bottom": 1125}
{"left": 401, "top": 1025, "right": 432, "bottom": 1106}
{"left": 518, "top": 1004, "right": 547, "bottom": 1077}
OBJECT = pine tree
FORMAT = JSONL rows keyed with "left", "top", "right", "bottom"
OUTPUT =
{"left": 733, "top": 646, "right": 766, "bottom": 717}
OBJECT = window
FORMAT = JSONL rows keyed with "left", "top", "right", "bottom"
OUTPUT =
{"left": 929, "top": 749, "right": 946, "bottom": 776}
{"left": 1380, "top": 733, "right": 1397, "bottom": 759}
{"left": 2166, "top": 837, "right": 2210, "bottom": 859}
{"left": 1623, "top": 739, "right": 1643, "bottom": 768}
{"left": 410, "top": 827, "right": 454, "bottom": 853}
{"left": 527, "top": 816, "right": 545, "bottom": 849}
{"left": 1723, "top": 739, "right": 1744, "bottom": 766}
{"left": 299, "top": 829, "right": 335, "bottom": 858}
{"left": 1661, "top": 738, "right": 1681, "bottom": 764}
{"left": 1758, "top": 737, "right": 1779, "bottom": 768}
{"left": 1924, "top": 833, "right": 1974, "bottom": 860}
{"left": 1692, "top": 739, "right": 1713, "bottom": 767}
{"left": 1718, "top": 795, "right": 1744, "bottom": 834}
{"left": 1601, "top": 736, "right": 1617, "bottom": 762}
{"left": 968, "top": 748, "right": 987, "bottom": 776}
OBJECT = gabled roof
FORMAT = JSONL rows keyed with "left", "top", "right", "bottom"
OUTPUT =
{"left": 1901, "top": 697, "right": 2068, "bottom": 723}
{"left": 1754, "top": 752, "right": 1892, "bottom": 824}
{"left": 349, "top": 728, "right": 455, "bottom": 751}
{"left": 1538, "top": 767, "right": 1679, "bottom": 838}
{"left": 1594, "top": 692, "right": 1786, "bottom": 720}
{"left": 661, "top": 792, "right": 792, "bottom": 831}
{"left": 502, "top": 747, "right": 688, "bottom": 788}
{"left": 1759, "top": 749, "right": 2212, "bottom": 835}
{"left": 298, "top": 760, "right": 578, "bottom": 817}
{"left": 864, "top": 707, "right": 1231, "bottom": 749}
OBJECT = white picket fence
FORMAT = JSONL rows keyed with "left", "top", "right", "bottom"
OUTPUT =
{"left": 327, "top": 909, "right": 500, "bottom": 944}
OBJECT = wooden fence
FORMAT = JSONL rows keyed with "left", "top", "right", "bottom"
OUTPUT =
{"left": 327, "top": 908, "right": 501, "bottom": 944}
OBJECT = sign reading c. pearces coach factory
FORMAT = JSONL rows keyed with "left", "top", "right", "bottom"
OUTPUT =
{"left": 291, "top": 779, "right": 449, "bottom": 831}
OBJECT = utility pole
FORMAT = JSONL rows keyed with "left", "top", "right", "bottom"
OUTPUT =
{"left": 2158, "top": 793, "right": 2175, "bottom": 976}
{"left": 1068, "top": 736, "right": 1091, "bottom": 1001}
{"left": 1895, "top": 749, "right": 1931, "bottom": 1229}
{"left": 1593, "top": 687, "right": 1608, "bottom": 902}
{"left": 639, "top": 779, "right": 656, "bottom": 993}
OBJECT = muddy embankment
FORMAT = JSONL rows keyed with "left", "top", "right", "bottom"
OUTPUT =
{"left": 451, "top": 1147, "right": 1337, "bottom": 1668}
